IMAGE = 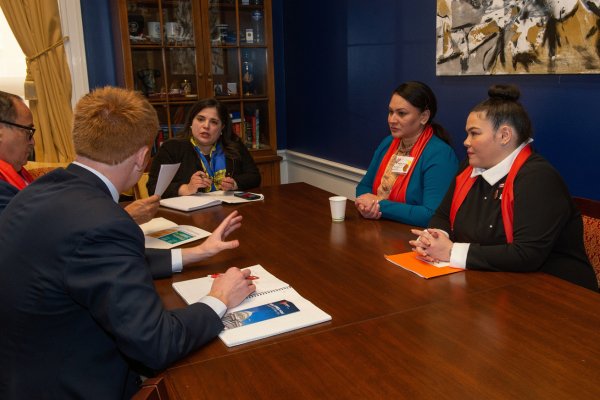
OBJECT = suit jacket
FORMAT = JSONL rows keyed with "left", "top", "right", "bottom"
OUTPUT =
{"left": 147, "top": 138, "right": 261, "bottom": 198}
{"left": 429, "top": 152, "right": 597, "bottom": 292}
{"left": 0, "top": 179, "right": 19, "bottom": 215}
{"left": 0, "top": 164, "right": 224, "bottom": 400}
{"left": 0, "top": 172, "right": 174, "bottom": 280}
{"left": 356, "top": 134, "right": 459, "bottom": 227}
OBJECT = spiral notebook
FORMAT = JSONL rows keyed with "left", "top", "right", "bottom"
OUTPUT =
{"left": 172, "top": 265, "right": 331, "bottom": 347}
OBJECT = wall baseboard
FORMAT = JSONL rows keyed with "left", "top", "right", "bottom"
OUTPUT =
{"left": 278, "top": 150, "right": 366, "bottom": 200}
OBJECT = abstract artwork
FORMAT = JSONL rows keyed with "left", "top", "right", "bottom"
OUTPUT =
{"left": 436, "top": 1, "right": 600, "bottom": 75}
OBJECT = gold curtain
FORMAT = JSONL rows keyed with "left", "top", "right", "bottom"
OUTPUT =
{"left": 0, "top": 0, "right": 75, "bottom": 162}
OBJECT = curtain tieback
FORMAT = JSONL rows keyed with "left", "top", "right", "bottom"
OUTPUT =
{"left": 24, "top": 36, "right": 70, "bottom": 100}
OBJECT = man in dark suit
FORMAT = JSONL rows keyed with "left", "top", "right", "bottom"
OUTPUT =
{"left": 0, "top": 90, "right": 200, "bottom": 280}
{"left": 0, "top": 178, "right": 19, "bottom": 215}
{"left": 0, "top": 87, "right": 256, "bottom": 400}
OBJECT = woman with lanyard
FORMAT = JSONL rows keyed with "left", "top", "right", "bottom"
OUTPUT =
{"left": 355, "top": 81, "right": 459, "bottom": 227}
{"left": 147, "top": 98, "right": 261, "bottom": 198}
{"left": 410, "top": 85, "right": 597, "bottom": 292}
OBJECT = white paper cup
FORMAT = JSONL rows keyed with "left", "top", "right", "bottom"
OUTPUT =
{"left": 329, "top": 196, "right": 347, "bottom": 221}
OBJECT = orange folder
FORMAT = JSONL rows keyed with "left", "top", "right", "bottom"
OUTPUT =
{"left": 385, "top": 252, "right": 464, "bottom": 279}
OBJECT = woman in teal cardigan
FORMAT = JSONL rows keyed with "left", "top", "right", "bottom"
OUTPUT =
{"left": 355, "top": 82, "right": 458, "bottom": 227}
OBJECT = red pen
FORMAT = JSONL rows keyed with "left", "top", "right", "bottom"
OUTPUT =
{"left": 209, "top": 273, "right": 259, "bottom": 280}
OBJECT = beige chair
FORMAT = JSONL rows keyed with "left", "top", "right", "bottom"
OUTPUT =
{"left": 133, "top": 172, "right": 150, "bottom": 200}
{"left": 573, "top": 196, "right": 600, "bottom": 290}
{"left": 25, "top": 161, "right": 70, "bottom": 180}
{"left": 130, "top": 377, "right": 170, "bottom": 400}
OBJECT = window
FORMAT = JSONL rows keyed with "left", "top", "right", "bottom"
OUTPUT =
{"left": 0, "top": 9, "right": 27, "bottom": 100}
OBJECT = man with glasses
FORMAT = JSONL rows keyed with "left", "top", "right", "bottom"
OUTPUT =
{"left": 0, "top": 90, "right": 160, "bottom": 224}
{"left": 0, "top": 87, "right": 255, "bottom": 400}
{"left": 0, "top": 91, "right": 35, "bottom": 214}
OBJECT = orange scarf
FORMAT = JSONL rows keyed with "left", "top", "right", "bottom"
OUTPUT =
{"left": 450, "top": 144, "right": 532, "bottom": 243}
{"left": 372, "top": 125, "right": 433, "bottom": 203}
{"left": 0, "top": 158, "right": 33, "bottom": 190}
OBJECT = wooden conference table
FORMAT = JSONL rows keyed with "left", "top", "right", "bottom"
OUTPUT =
{"left": 151, "top": 183, "right": 600, "bottom": 399}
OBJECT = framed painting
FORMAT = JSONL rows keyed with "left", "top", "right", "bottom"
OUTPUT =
{"left": 436, "top": 0, "right": 600, "bottom": 75}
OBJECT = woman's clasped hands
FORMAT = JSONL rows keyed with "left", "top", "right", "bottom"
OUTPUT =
{"left": 409, "top": 229, "right": 454, "bottom": 263}
{"left": 355, "top": 193, "right": 382, "bottom": 220}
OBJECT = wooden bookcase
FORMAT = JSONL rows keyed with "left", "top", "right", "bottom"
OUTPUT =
{"left": 109, "top": 0, "right": 281, "bottom": 185}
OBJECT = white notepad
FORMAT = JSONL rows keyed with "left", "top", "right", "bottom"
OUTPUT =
{"left": 159, "top": 195, "right": 222, "bottom": 212}
{"left": 159, "top": 191, "right": 264, "bottom": 211}
{"left": 172, "top": 265, "right": 331, "bottom": 347}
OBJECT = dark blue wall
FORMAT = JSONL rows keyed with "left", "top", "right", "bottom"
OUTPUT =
{"left": 80, "top": 0, "right": 118, "bottom": 89}
{"left": 282, "top": 0, "right": 600, "bottom": 201}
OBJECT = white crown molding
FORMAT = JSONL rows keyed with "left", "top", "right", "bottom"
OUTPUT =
{"left": 58, "top": 0, "right": 90, "bottom": 109}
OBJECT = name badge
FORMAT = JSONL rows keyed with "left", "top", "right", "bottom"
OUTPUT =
{"left": 392, "top": 156, "right": 414, "bottom": 174}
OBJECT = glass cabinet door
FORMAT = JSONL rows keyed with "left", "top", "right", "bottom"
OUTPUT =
{"left": 162, "top": 0, "right": 195, "bottom": 46}
{"left": 118, "top": 0, "right": 276, "bottom": 154}
{"left": 126, "top": 0, "right": 162, "bottom": 45}
{"left": 238, "top": 0, "right": 266, "bottom": 46}
{"left": 211, "top": 48, "right": 240, "bottom": 99}
{"left": 127, "top": 0, "right": 204, "bottom": 124}
{"left": 208, "top": 0, "right": 238, "bottom": 47}
{"left": 201, "top": 0, "right": 271, "bottom": 151}
{"left": 131, "top": 48, "right": 166, "bottom": 100}
{"left": 165, "top": 47, "right": 198, "bottom": 101}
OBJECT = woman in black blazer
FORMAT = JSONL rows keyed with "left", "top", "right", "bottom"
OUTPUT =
{"left": 147, "top": 98, "right": 261, "bottom": 198}
{"left": 410, "top": 85, "right": 597, "bottom": 291}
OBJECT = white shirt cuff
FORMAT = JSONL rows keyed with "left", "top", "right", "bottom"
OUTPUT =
{"left": 199, "top": 296, "right": 228, "bottom": 318}
{"left": 171, "top": 249, "right": 183, "bottom": 273}
{"left": 450, "top": 243, "right": 470, "bottom": 269}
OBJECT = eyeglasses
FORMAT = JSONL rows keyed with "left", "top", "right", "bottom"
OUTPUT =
{"left": 0, "top": 120, "right": 35, "bottom": 140}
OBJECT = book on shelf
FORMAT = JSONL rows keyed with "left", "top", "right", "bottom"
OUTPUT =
{"left": 172, "top": 105, "right": 187, "bottom": 125}
{"left": 244, "top": 118, "right": 253, "bottom": 148}
{"left": 385, "top": 252, "right": 464, "bottom": 279}
{"left": 231, "top": 111, "right": 242, "bottom": 124}
{"left": 139, "top": 217, "right": 211, "bottom": 249}
{"left": 172, "top": 264, "right": 331, "bottom": 347}
{"left": 171, "top": 125, "right": 184, "bottom": 138}
{"left": 245, "top": 108, "right": 260, "bottom": 149}
{"left": 231, "top": 112, "right": 242, "bottom": 138}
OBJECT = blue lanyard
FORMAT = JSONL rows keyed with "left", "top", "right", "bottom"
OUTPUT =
{"left": 194, "top": 146, "right": 215, "bottom": 179}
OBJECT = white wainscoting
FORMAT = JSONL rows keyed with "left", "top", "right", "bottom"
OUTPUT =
{"left": 277, "top": 150, "right": 366, "bottom": 201}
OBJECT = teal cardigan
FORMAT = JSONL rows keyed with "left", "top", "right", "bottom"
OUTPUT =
{"left": 356, "top": 134, "right": 458, "bottom": 227}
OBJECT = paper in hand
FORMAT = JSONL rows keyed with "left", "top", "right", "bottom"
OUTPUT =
{"left": 154, "top": 163, "right": 180, "bottom": 197}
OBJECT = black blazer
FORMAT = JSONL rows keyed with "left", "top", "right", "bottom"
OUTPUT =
{"left": 0, "top": 175, "right": 174, "bottom": 280}
{"left": 429, "top": 151, "right": 597, "bottom": 292}
{"left": 0, "top": 179, "right": 19, "bottom": 215}
{"left": 0, "top": 164, "right": 224, "bottom": 400}
{"left": 147, "top": 138, "right": 261, "bottom": 198}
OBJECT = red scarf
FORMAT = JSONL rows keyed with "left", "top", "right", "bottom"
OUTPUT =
{"left": 0, "top": 158, "right": 34, "bottom": 190}
{"left": 450, "top": 144, "right": 532, "bottom": 243}
{"left": 372, "top": 125, "right": 433, "bottom": 203}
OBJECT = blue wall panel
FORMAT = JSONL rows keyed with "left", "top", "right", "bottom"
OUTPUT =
{"left": 80, "top": 0, "right": 118, "bottom": 89}
{"left": 282, "top": 0, "right": 600, "bottom": 200}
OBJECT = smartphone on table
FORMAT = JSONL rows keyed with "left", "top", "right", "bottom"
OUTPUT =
{"left": 234, "top": 192, "right": 261, "bottom": 200}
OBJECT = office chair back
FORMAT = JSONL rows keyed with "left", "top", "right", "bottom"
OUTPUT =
{"left": 573, "top": 196, "right": 600, "bottom": 289}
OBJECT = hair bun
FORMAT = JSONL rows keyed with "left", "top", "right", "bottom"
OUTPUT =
{"left": 488, "top": 84, "right": 520, "bottom": 101}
